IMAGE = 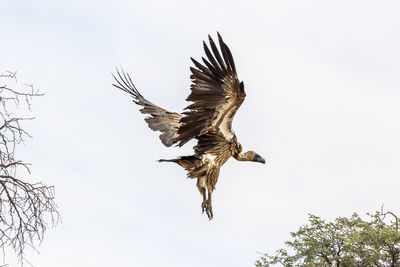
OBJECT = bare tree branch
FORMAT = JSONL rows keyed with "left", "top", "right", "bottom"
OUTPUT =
{"left": 0, "top": 71, "right": 59, "bottom": 265}
{"left": 381, "top": 204, "right": 399, "bottom": 231}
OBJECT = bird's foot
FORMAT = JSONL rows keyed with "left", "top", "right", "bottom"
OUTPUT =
{"left": 201, "top": 200, "right": 213, "bottom": 220}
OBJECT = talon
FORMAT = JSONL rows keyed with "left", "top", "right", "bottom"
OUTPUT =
{"left": 201, "top": 200, "right": 213, "bottom": 220}
{"left": 208, "top": 205, "right": 213, "bottom": 220}
{"left": 201, "top": 201, "right": 207, "bottom": 214}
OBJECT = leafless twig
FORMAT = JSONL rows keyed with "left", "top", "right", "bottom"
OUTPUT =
{"left": 381, "top": 204, "right": 399, "bottom": 231}
{"left": 0, "top": 71, "right": 59, "bottom": 265}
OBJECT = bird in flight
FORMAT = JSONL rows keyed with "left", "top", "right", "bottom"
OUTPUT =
{"left": 113, "top": 33, "right": 265, "bottom": 220}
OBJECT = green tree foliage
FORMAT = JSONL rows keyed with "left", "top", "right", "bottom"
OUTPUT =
{"left": 256, "top": 210, "right": 400, "bottom": 267}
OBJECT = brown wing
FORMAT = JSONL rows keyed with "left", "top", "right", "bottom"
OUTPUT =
{"left": 177, "top": 33, "right": 246, "bottom": 146}
{"left": 112, "top": 69, "right": 182, "bottom": 147}
{"left": 191, "top": 132, "right": 234, "bottom": 191}
{"left": 193, "top": 132, "right": 234, "bottom": 164}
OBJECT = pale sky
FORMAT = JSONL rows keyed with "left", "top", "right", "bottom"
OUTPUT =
{"left": 1, "top": 0, "right": 400, "bottom": 266}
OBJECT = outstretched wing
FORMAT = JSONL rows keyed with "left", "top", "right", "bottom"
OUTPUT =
{"left": 177, "top": 33, "right": 246, "bottom": 146}
{"left": 112, "top": 69, "right": 182, "bottom": 147}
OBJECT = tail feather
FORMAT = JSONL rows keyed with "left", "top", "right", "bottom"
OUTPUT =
{"left": 158, "top": 158, "right": 179, "bottom": 163}
{"left": 158, "top": 156, "right": 199, "bottom": 170}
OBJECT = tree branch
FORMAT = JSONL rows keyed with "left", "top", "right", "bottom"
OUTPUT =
{"left": 0, "top": 71, "right": 58, "bottom": 265}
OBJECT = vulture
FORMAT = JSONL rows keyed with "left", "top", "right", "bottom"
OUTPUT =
{"left": 113, "top": 33, "right": 265, "bottom": 220}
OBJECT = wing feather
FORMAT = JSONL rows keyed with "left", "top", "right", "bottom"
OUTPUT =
{"left": 190, "top": 57, "right": 213, "bottom": 76}
{"left": 112, "top": 68, "right": 182, "bottom": 147}
{"left": 209, "top": 35, "right": 227, "bottom": 70}
{"left": 177, "top": 33, "right": 246, "bottom": 146}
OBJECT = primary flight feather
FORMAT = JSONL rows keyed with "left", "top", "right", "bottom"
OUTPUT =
{"left": 113, "top": 33, "right": 265, "bottom": 220}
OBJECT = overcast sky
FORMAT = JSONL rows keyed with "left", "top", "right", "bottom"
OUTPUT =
{"left": 1, "top": 0, "right": 400, "bottom": 266}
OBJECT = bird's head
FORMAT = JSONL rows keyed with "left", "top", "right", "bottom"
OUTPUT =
{"left": 236, "top": 150, "right": 265, "bottom": 164}
{"left": 247, "top": 151, "right": 266, "bottom": 164}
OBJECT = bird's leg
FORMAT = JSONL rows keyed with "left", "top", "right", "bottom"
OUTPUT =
{"left": 205, "top": 191, "right": 213, "bottom": 220}
{"left": 200, "top": 189, "right": 213, "bottom": 219}
{"left": 201, "top": 188, "right": 207, "bottom": 214}
{"left": 198, "top": 178, "right": 213, "bottom": 220}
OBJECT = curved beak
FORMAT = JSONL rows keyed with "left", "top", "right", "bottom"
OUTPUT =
{"left": 253, "top": 154, "right": 265, "bottom": 164}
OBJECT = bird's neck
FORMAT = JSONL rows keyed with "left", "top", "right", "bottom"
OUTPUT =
{"left": 234, "top": 151, "right": 254, "bottom": 162}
